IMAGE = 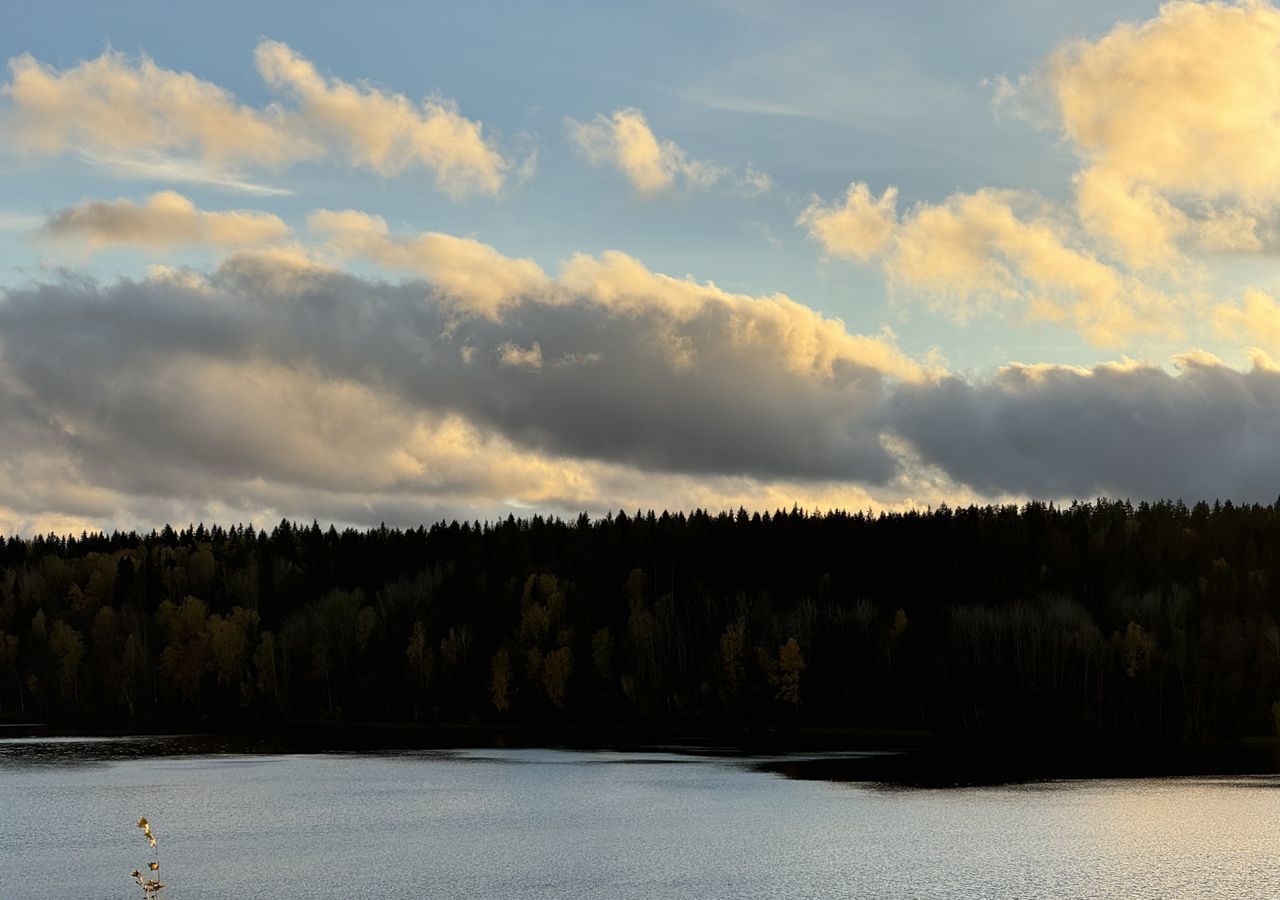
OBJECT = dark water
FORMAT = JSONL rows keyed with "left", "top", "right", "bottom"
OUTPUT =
{"left": 2, "top": 736, "right": 1278, "bottom": 899}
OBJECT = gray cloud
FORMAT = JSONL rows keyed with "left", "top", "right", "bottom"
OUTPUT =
{"left": 41, "top": 191, "right": 292, "bottom": 250}
{"left": 892, "top": 357, "right": 1280, "bottom": 502}
{"left": 0, "top": 259, "right": 899, "bottom": 522}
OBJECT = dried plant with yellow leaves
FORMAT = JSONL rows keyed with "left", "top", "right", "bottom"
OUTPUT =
{"left": 130, "top": 817, "right": 165, "bottom": 897}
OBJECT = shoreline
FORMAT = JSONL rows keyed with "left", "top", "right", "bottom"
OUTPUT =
{"left": 4, "top": 720, "right": 1279, "bottom": 786}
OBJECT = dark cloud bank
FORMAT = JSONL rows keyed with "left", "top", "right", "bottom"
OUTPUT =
{"left": 1, "top": 261, "right": 1278, "bottom": 529}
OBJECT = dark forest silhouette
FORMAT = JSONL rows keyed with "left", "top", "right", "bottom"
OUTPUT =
{"left": 2, "top": 499, "right": 1280, "bottom": 741}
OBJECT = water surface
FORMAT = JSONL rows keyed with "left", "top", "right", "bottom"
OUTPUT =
{"left": 1, "top": 736, "right": 1277, "bottom": 899}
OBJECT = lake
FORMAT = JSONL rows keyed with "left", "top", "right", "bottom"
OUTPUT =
{"left": 1, "top": 736, "right": 1278, "bottom": 899}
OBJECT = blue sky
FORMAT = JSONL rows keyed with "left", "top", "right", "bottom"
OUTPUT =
{"left": 0, "top": 0, "right": 1165, "bottom": 368}
{"left": 2, "top": 0, "right": 1279, "bottom": 532}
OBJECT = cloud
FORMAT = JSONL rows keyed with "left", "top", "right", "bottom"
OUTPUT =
{"left": 213, "top": 244, "right": 341, "bottom": 295}
{"left": 889, "top": 190, "right": 1178, "bottom": 347}
{"left": 2, "top": 42, "right": 510, "bottom": 196}
{"left": 1000, "top": 0, "right": 1280, "bottom": 266}
{"left": 0, "top": 288, "right": 968, "bottom": 534}
{"left": 2, "top": 250, "right": 1279, "bottom": 530}
{"left": 567, "top": 107, "right": 761, "bottom": 194}
{"left": 1214, "top": 288, "right": 1280, "bottom": 352}
{"left": 802, "top": 184, "right": 1177, "bottom": 347}
{"left": 801, "top": 2, "right": 1280, "bottom": 349}
{"left": 308, "top": 208, "right": 926, "bottom": 381}
{"left": 0, "top": 249, "right": 922, "bottom": 505}
{"left": 892, "top": 353, "right": 1280, "bottom": 501}
{"left": 2, "top": 48, "right": 308, "bottom": 166}
{"left": 557, "top": 249, "right": 926, "bottom": 380}
{"left": 254, "top": 40, "right": 508, "bottom": 196}
{"left": 78, "top": 149, "right": 294, "bottom": 196}
{"left": 0, "top": 354, "right": 605, "bottom": 532}
{"left": 43, "top": 190, "right": 291, "bottom": 251}
{"left": 0, "top": 405, "right": 983, "bottom": 535}
{"left": 798, "top": 182, "right": 898, "bottom": 262}
{"left": 741, "top": 164, "right": 774, "bottom": 196}
{"left": 307, "top": 208, "right": 549, "bottom": 320}
{"left": 497, "top": 341, "right": 543, "bottom": 369}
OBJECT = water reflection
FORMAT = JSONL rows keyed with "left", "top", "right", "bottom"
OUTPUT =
{"left": 4, "top": 731, "right": 1279, "bottom": 785}
{"left": 0, "top": 733, "right": 263, "bottom": 767}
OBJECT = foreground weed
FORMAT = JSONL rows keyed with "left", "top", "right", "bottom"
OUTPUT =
{"left": 130, "top": 817, "right": 165, "bottom": 897}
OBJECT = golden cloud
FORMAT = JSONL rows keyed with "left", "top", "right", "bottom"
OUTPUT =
{"left": 308, "top": 209, "right": 550, "bottom": 319}
{"left": 801, "top": 184, "right": 1179, "bottom": 347}
{"left": 797, "top": 182, "right": 898, "bottom": 262}
{"left": 1214, "top": 288, "right": 1280, "bottom": 352}
{"left": 3, "top": 42, "right": 511, "bottom": 196}
{"left": 1013, "top": 0, "right": 1280, "bottom": 264}
{"left": 254, "top": 40, "right": 508, "bottom": 195}
{"left": 566, "top": 107, "right": 741, "bottom": 194}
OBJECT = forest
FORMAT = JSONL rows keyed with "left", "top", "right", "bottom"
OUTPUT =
{"left": 2, "top": 498, "right": 1280, "bottom": 742}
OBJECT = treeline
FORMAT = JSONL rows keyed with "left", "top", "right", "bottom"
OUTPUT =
{"left": 2, "top": 499, "right": 1280, "bottom": 740}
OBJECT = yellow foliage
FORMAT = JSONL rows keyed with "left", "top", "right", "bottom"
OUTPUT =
{"left": 777, "top": 637, "right": 805, "bottom": 708}
{"left": 720, "top": 619, "right": 746, "bottom": 698}
{"left": 490, "top": 649, "right": 512, "bottom": 712}
{"left": 543, "top": 646, "right": 572, "bottom": 709}
{"left": 892, "top": 608, "right": 909, "bottom": 637}
{"left": 590, "top": 627, "right": 614, "bottom": 681}
{"left": 1122, "top": 621, "right": 1157, "bottom": 678}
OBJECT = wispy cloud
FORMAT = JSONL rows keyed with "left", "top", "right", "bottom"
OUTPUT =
{"left": 79, "top": 150, "right": 294, "bottom": 196}
{"left": 3, "top": 41, "right": 513, "bottom": 197}
{"left": 670, "top": 89, "right": 847, "bottom": 125}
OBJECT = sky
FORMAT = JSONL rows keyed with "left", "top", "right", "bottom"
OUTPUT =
{"left": 2, "top": 0, "right": 1280, "bottom": 534}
